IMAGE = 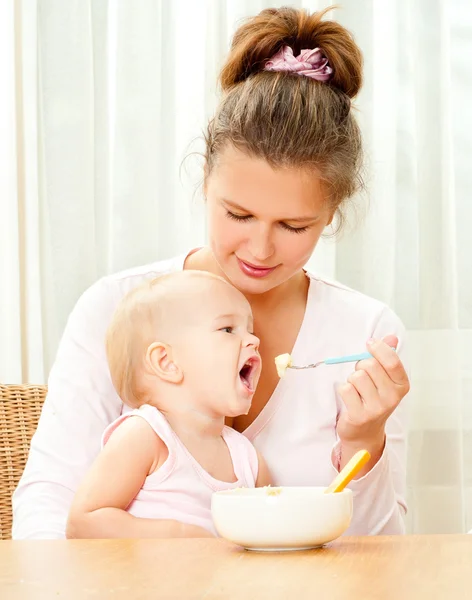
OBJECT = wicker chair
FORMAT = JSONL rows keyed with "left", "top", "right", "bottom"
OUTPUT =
{"left": 0, "top": 384, "right": 47, "bottom": 539}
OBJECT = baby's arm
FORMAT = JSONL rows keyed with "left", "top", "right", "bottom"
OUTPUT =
{"left": 255, "top": 451, "right": 272, "bottom": 487}
{"left": 66, "top": 416, "right": 212, "bottom": 539}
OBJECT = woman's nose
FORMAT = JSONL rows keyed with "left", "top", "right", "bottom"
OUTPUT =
{"left": 248, "top": 223, "right": 274, "bottom": 262}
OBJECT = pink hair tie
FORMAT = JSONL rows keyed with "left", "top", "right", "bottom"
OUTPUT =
{"left": 264, "top": 45, "right": 333, "bottom": 82}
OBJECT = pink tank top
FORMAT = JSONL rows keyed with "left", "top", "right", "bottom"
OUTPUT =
{"left": 102, "top": 404, "right": 259, "bottom": 536}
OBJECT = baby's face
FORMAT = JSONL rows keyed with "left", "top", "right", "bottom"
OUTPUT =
{"left": 170, "top": 277, "right": 261, "bottom": 418}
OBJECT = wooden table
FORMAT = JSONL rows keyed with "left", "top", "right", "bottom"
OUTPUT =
{"left": 0, "top": 535, "right": 470, "bottom": 599}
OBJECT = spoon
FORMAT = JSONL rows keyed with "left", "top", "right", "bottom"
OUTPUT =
{"left": 324, "top": 449, "right": 371, "bottom": 494}
{"left": 275, "top": 349, "right": 396, "bottom": 378}
{"left": 289, "top": 351, "right": 375, "bottom": 370}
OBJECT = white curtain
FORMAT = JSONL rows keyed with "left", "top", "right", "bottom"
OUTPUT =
{"left": 1, "top": 0, "right": 471, "bottom": 534}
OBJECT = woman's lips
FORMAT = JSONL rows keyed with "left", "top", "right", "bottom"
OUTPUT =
{"left": 237, "top": 258, "right": 278, "bottom": 279}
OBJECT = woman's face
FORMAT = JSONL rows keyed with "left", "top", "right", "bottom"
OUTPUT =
{"left": 205, "top": 145, "right": 335, "bottom": 295}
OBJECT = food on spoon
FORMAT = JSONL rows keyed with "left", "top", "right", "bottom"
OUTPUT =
{"left": 274, "top": 353, "right": 292, "bottom": 378}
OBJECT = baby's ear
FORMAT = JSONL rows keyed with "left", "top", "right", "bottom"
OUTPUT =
{"left": 145, "top": 342, "right": 183, "bottom": 384}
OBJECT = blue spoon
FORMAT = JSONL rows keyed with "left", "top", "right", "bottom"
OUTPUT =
{"left": 289, "top": 347, "right": 396, "bottom": 371}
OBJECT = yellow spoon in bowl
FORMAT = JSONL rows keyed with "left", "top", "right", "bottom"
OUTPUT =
{"left": 324, "top": 449, "right": 371, "bottom": 494}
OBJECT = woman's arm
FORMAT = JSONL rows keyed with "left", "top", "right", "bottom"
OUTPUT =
{"left": 332, "top": 307, "right": 409, "bottom": 535}
{"left": 67, "top": 416, "right": 212, "bottom": 539}
{"left": 12, "top": 279, "right": 124, "bottom": 539}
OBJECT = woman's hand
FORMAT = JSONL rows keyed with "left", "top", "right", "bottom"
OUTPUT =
{"left": 336, "top": 335, "right": 410, "bottom": 472}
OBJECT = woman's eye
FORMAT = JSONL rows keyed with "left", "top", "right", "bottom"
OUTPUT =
{"left": 225, "top": 210, "right": 252, "bottom": 222}
{"left": 226, "top": 209, "right": 309, "bottom": 234}
{"left": 220, "top": 327, "right": 233, "bottom": 334}
{"left": 280, "top": 222, "right": 309, "bottom": 234}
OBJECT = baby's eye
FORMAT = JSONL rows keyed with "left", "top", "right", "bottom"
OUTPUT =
{"left": 220, "top": 326, "right": 233, "bottom": 334}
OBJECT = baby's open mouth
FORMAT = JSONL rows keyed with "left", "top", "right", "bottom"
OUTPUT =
{"left": 239, "top": 357, "right": 259, "bottom": 392}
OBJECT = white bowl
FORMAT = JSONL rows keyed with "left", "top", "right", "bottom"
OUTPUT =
{"left": 211, "top": 486, "right": 353, "bottom": 551}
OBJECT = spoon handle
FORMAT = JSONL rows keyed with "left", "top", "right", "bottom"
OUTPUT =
{"left": 324, "top": 351, "right": 373, "bottom": 365}
{"left": 324, "top": 449, "right": 371, "bottom": 494}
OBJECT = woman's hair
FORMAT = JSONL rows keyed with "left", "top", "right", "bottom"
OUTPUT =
{"left": 205, "top": 6, "right": 364, "bottom": 227}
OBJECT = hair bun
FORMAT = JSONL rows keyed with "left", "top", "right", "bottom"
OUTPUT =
{"left": 220, "top": 6, "right": 363, "bottom": 99}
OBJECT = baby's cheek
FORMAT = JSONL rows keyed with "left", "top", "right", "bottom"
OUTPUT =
{"left": 213, "top": 342, "right": 237, "bottom": 369}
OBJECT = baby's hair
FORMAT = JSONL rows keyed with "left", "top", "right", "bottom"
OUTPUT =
{"left": 106, "top": 270, "right": 230, "bottom": 407}
{"left": 205, "top": 6, "right": 364, "bottom": 231}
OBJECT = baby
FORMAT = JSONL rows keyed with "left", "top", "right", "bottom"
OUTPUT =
{"left": 66, "top": 270, "right": 271, "bottom": 539}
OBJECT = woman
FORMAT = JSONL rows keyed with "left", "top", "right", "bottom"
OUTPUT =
{"left": 13, "top": 6, "right": 410, "bottom": 539}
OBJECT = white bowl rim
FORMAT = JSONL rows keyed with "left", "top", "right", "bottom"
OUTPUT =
{"left": 213, "top": 486, "right": 353, "bottom": 498}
